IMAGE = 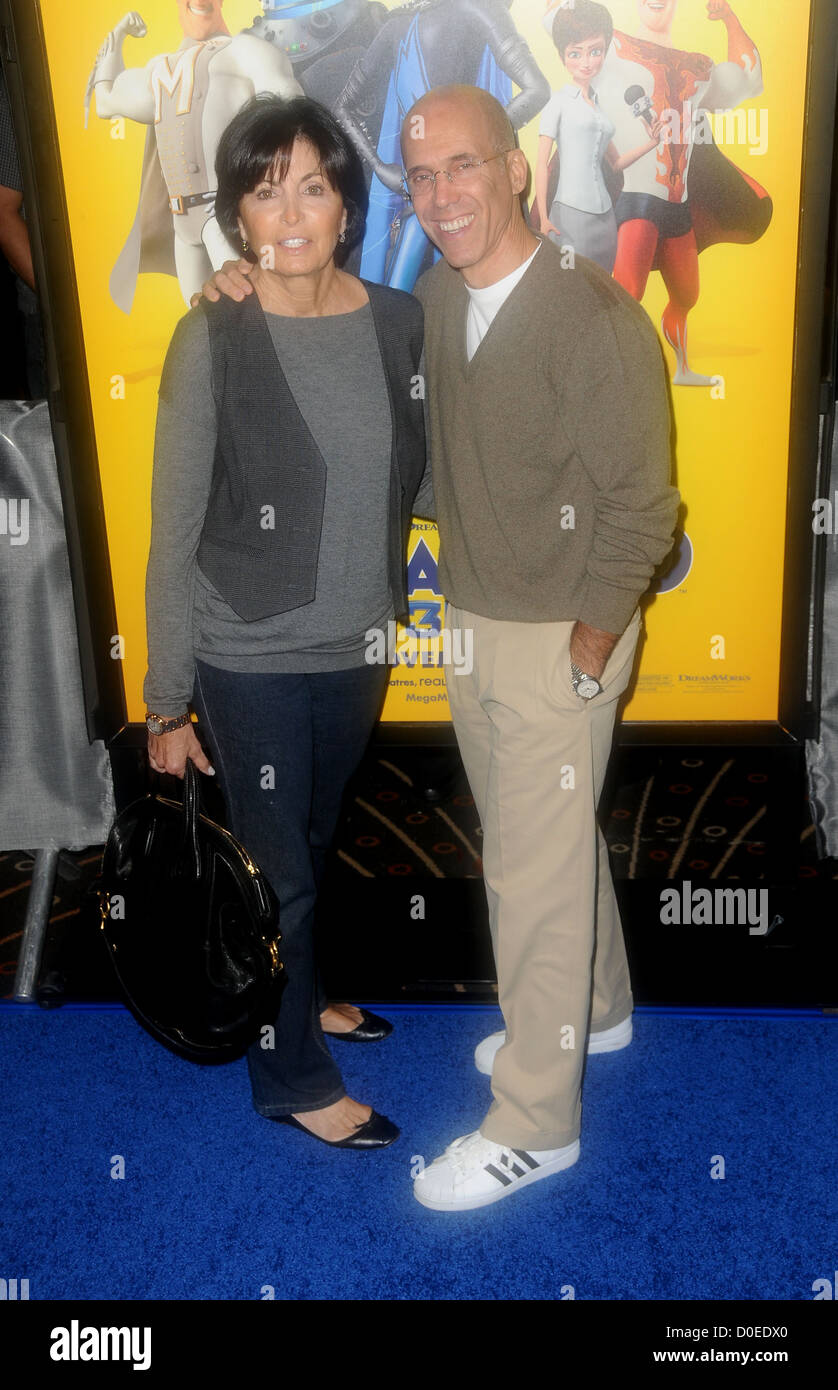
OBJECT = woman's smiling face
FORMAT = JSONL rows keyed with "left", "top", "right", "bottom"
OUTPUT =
{"left": 236, "top": 137, "right": 347, "bottom": 277}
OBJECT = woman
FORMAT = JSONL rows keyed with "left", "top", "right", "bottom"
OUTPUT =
{"left": 535, "top": 0, "right": 663, "bottom": 272}
{"left": 143, "top": 94, "right": 432, "bottom": 1149}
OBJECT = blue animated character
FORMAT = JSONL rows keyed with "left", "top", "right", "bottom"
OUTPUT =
{"left": 334, "top": 0, "right": 550, "bottom": 289}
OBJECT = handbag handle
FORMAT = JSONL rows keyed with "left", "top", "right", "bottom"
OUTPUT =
{"left": 180, "top": 759, "right": 203, "bottom": 880}
{"left": 148, "top": 759, "right": 204, "bottom": 878}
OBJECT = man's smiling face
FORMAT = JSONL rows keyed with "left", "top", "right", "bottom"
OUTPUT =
{"left": 400, "top": 91, "right": 527, "bottom": 282}
{"left": 177, "top": 0, "right": 226, "bottom": 41}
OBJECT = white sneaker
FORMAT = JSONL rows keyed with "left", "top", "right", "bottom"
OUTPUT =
{"left": 474, "top": 1014, "right": 633, "bottom": 1076}
{"left": 413, "top": 1129, "right": 580, "bottom": 1212}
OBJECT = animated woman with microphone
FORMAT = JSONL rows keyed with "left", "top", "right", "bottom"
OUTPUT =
{"left": 535, "top": 0, "right": 662, "bottom": 272}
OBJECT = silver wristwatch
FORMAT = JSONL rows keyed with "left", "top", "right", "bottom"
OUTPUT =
{"left": 146, "top": 711, "right": 191, "bottom": 735}
{"left": 570, "top": 663, "right": 603, "bottom": 700}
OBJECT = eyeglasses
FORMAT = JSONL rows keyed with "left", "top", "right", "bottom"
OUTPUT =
{"left": 402, "top": 150, "right": 513, "bottom": 201}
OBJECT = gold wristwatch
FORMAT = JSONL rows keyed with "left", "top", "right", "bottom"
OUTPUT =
{"left": 145, "top": 711, "right": 191, "bottom": 735}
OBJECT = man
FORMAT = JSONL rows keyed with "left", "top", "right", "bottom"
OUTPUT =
{"left": 571, "top": 0, "right": 770, "bottom": 386}
{"left": 399, "top": 83, "right": 678, "bottom": 1210}
{"left": 200, "top": 82, "right": 678, "bottom": 1212}
{"left": 88, "top": 1, "right": 301, "bottom": 309}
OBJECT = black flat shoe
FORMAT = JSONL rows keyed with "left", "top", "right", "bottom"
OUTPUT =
{"left": 322, "top": 1007, "right": 393, "bottom": 1043}
{"left": 271, "top": 1110, "right": 399, "bottom": 1149}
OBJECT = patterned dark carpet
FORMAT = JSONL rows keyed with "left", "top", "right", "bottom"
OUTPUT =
{"left": 332, "top": 748, "right": 812, "bottom": 882}
{"left": 1, "top": 747, "right": 834, "bottom": 1002}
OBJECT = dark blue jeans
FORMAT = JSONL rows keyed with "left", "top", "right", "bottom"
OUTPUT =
{"left": 191, "top": 660, "right": 388, "bottom": 1116}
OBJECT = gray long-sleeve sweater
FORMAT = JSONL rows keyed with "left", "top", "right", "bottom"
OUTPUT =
{"left": 144, "top": 302, "right": 399, "bottom": 715}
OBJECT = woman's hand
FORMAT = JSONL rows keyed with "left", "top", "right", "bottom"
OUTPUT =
{"left": 191, "top": 257, "right": 255, "bottom": 307}
{"left": 147, "top": 723, "right": 215, "bottom": 778}
{"left": 543, "top": 219, "right": 563, "bottom": 240}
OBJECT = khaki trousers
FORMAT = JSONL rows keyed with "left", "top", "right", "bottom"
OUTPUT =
{"left": 444, "top": 603, "right": 641, "bottom": 1150}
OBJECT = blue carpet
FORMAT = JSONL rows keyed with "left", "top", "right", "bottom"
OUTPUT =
{"left": 1, "top": 1007, "right": 835, "bottom": 1300}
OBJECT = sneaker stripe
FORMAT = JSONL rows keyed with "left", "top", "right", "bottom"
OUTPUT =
{"left": 484, "top": 1162, "right": 513, "bottom": 1187}
{"left": 512, "top": 1149, "right": 540, "bottom": 1170}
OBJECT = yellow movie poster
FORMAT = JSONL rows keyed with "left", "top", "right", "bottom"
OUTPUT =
{"left": 34, "top": 0, "right": 811, "bottom": 723}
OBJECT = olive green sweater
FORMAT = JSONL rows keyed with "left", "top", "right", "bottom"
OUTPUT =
{"left": 414, "top": 234, "right": 679, "bottom": 634}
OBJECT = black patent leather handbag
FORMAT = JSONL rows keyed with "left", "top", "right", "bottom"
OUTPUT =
{"left": 94, "top": 760, "right": 284, "bottom": 1063}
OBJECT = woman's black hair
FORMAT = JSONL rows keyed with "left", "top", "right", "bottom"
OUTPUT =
{"left": 214, "top": 94, "right": 368, "bottom": 266}
{"left": 552, "top": 0, "right": 614, "bottom": 62}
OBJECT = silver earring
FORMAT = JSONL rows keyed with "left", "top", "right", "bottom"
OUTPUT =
{"left": 338, "top": 230, "right": 346, "bottom": 244}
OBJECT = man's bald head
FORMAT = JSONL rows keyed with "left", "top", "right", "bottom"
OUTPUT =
{"left": 403, "top": 85, "right": 515, "bottom": 159}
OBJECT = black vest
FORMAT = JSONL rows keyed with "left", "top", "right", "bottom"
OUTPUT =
{"left": 186, "top": 282, "right": 425, "bottom": 622}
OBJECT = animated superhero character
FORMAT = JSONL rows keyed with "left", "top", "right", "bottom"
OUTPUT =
{"left": 544, "top": 0, "right": 771, "bottom": 386}
{"left": 535, "top": 0, "right": 663, "bottom": 273}
{"left": 245, "top": 0, "right": 388, "bottom": 108}
{"left": 86, "top": 1, "right": 301, "bottom": 311}
{"left": 334, "top": 0, "right": 550, "bottom": 289}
